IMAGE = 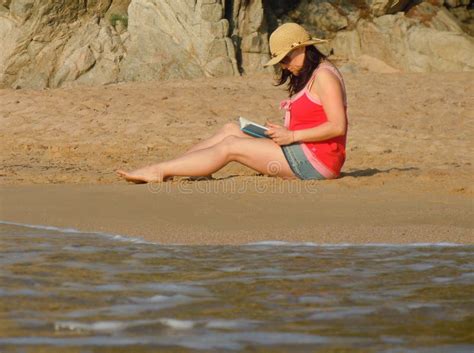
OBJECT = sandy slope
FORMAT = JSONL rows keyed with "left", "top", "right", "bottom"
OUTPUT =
{"left": 0, "top": 71, "right": 472, "bottom": 243}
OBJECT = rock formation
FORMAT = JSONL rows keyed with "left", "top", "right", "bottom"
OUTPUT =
{"left": 120, "top": 0, "right": 238, "bottom": 82}
{"left": 0, "top": 0, "right": 472, "bottom": 88}
{"left": 331, "top": 1, "right": 474, "bottom": 72}
{"left": 0, "top": 0, "right": 128, "bottom": 88}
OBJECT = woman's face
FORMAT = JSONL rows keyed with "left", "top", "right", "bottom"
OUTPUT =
{"left": 279, "top": 46, "right": 305, "bottom": 76}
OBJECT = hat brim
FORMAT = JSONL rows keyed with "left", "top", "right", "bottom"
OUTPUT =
{"left": 263, "top": 39, "right": 328, "bottom": 68}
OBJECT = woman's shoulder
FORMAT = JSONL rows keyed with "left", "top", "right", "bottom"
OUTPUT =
{"left": 313, "top": 60, "right": 342, "bottom": 77}
{"left": 312, "top": 60, "right": 345, "bottom": 90}
{"left": 310, "top": 60, "right": 347, "bottom": 104}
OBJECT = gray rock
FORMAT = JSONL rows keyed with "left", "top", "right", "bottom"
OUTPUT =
{"left": 228, "top": 0, "right": 271, "bottom": 74}
{"left": 288, "top": 0, "right": 348, "bottom": 36}
{"left": 339, "top": 62, "right": 359, "bottom": 74}
{"left": 0, "top": 0, "right": 473, "bottom": 89}
{"left": 331, "top": 10, "right": 474, "bottom": 72}
{"left": 119, "top": 0, "right": 238, "bottom": 82}
{"left": 201, "top": 2, "right": 223, "bottom": 22}
{"left": 446, "top": 2, "right": 474, "bottom": 36}
{"left": 9, "top": 0, "right": 34, "bottom": 22}
{"left": 366, "top": 0, "right": 410, "bottom": 17}
{"left": 444, "top": 0, "right": 470, "bottom": 8}
{"left": 0, "top": 0, "right": 126, "bottom": 88}
{"left": 1, "top": 0, "right": 11, "bottom": 8}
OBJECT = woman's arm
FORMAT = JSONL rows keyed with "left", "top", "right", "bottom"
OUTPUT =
{"left": 265, "top": 69, "right": 347, "bottom": 146}
{"left": 293, "top": 69, "right": 346, "bottom": 143}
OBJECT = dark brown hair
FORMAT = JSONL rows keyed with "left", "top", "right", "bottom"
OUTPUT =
{"left": 276, "top": 45, "right": 329, "bottom": 97}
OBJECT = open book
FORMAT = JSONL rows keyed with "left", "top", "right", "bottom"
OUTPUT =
{"left": 239, "top": 116, "right": 269, "bottom": 138}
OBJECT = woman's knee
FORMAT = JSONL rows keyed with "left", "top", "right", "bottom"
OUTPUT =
{"left": 219, "top": 122, "right": 240, "bottom": 136}
{"left": 219, "top": 135, "right": 241, "bottom": 159}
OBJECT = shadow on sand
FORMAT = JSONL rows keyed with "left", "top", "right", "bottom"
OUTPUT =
{"left": 178, "top": 167, "right": 419, "bottom": 182}
{"left": 340, "top": 167, "right": 418, "bottom": 178}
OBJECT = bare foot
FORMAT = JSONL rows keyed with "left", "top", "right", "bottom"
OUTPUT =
{"left": 116, "top": 166, "right": 165, "bottom": 184}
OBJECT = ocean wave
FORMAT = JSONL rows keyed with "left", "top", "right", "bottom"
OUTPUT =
{"left": 0, "top": 220, "right": 468, "bottom": 248}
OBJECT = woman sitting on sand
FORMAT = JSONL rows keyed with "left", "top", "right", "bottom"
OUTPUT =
{"left": 117, "top": 23, "right": 348, "bottom": 183}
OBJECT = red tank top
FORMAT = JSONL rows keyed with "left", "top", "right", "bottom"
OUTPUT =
{"left": 280, "top": 62, "right": 348, "bottom": 178}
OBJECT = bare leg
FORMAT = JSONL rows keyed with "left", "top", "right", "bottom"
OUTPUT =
{"left": 178, "top": 122, "right": 254, "bottom": 180}
{"left": 116, "top": 136, "right": 297, "bottom": 183}
{"left": 182, "top": 122, "right": 253, "bottom": 155}
{"left": 128, "top": 122, "right": 251, "bottom": 182}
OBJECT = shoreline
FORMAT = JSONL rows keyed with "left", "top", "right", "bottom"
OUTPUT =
{"left": 1, "top": 72, "right": 472, "bottom": 245}
{"left": 1, "top": 183, "right": 472, "bottom": 245}
{"left": 1, "top": 220, "right": 470, "bottom": 247}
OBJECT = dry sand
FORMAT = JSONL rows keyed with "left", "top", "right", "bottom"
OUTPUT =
{"left": 0, "top": 71, "right": 473, "bottom": 244}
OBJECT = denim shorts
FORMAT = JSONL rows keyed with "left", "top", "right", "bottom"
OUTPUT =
{"left": 281, "top": 143, "right": 325, "bottom": 180}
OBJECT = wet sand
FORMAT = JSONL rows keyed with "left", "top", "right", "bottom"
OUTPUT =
{"left": 0, "top": 182, "right": 472, "bottom": 244}
{"left": 0, "top": 71, "right": 473, "bottom": 244}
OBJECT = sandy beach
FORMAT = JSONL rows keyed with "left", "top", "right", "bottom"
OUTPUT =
{"left": 1, "top": 71, "right": 473, "bottom": 244}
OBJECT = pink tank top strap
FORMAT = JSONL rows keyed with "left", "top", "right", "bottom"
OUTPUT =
{"left": 306, "top": 62, "right": 347, "bottom": 106}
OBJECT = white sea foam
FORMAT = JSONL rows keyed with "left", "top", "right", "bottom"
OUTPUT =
{"left": 309, "top": 307, "right": 375, "bottom": 320}
{"left": 1, "top": 220, "right": 468, "bottom": 248}
{"left": 55, "top": 317, "right": 195, "bottom": 333}
{"left": 130, "top": 294, "right": 193, "bottom": 303}
{"left": 159, "top": 318, "right": 195, "bottom": 329}
{"left": 55, "top": 320, "right": 128, "bottom": 332}
{"left": 164, "top": 332, "right": 331, "bottom": 350}
{"left": 245, "top": 241, "right": 466, "bottom": 247}
{"left": 138, "top": 283, "right": 211, "bottom": 296}
{"left": 0, "top": 220, "right": 155, "bottom": 244}
{"left": 205, "top": 319, "right": 260, "bottom": 330}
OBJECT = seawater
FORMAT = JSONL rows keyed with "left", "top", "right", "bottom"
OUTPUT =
{"left": 0, "top": 222, "right": 472, "bottom": 353}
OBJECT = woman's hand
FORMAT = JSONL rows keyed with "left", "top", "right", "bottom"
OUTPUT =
{"left": 265, "top": 122, "right": 295, "bottom": 146}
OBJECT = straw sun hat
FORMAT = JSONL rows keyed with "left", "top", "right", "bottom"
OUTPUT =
{"left": 263, "top": 23, "right": 328, "bottom": 68}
